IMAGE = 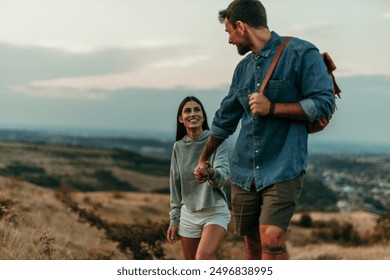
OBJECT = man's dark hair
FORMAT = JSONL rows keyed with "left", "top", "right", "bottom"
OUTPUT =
{"left": 218, "top": 0, "right": 268, "bottom": 29}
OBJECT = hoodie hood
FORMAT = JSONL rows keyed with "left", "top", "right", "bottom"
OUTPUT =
{"left": 182, "top": 130, "right": 210, "bottom": 144}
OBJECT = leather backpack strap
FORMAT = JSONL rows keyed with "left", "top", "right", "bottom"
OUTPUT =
{"left": 258, "top": 36, "right": 292, "bottom": 94}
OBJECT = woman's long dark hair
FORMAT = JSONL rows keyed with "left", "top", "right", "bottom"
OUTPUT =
{"left": 176, "top": 96, "right": 210, "bottom": 141}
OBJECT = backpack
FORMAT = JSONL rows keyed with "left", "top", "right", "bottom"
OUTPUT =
{"left": 306, "top": 52, "right": 341, "bottom": 133}
{"left": 260, "top": 37, "right": 341, "bottom": 134}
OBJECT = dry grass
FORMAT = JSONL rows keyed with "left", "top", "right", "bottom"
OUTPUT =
{"left": 0, "top": 176, "right": 389, "bottom": 260}
{"left": 0, "top": 177, "right": 126, "bottom": 260}
{"left": 288, "top": 243, "right": 390, "bottom": 260}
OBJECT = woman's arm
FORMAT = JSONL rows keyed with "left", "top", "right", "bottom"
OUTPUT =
{"left": 207, "top": 140, "right": 230, "bottom": 188}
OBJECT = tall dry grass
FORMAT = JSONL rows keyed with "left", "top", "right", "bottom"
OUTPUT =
{"left": 1, "top": 177, "right": 389, "bottom": 260}
{"left": 56, "top": 187, "right": 167, "bottom": 259}
{"left": 0, "top": 178, "right": 127, "bottom": 259}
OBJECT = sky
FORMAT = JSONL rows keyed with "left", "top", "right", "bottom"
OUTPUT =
{"left": 0, "top": 0, "right": 389, "bottom": 145}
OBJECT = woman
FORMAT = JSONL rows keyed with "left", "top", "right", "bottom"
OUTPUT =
{"left": 167, "top": 96, "right": 230, "bottom": 260}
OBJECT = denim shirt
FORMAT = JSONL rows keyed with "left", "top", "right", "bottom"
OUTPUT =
{"left": 210, "top": 31, "right": 335, "bottom": 191}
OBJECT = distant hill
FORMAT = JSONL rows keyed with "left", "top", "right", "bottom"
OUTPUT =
{"left": 0, "top": 128, "right": 173, "bottom": 159}
{"left": 0, "top": 138, "right": 388, "bottom": 213}
{"left": 0, "top": 141, "right": 169, "bottom": 193}
{"left": 2, "top": 128, "right": 390, "bottom": 161}
{"left": 308, "top": 139, "right": 390, "bottom": 155}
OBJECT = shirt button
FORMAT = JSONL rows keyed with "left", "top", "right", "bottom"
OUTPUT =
{"left": 255, "top": 150, "right": 259, "bottom": 153}
{"left": 257, "top": 66, "right": 260, "bottom": 69}
{"left": 256, "top": 83, "right": 260, "bottom": 87}
{"left": 256, "top": 166, "right": 260, "bottom": 169}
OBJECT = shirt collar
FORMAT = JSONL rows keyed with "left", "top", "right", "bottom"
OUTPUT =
{"left": 254, "top": 31, "right": 280, "bottom": 58}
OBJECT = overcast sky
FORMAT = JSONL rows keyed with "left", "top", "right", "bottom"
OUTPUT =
{"left": 0, "top": 0, "right": 389, "bottom": 144}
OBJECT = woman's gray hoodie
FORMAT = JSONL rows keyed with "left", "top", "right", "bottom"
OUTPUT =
{"left": 169, "top": 130, "right": 230, "bottom": 226}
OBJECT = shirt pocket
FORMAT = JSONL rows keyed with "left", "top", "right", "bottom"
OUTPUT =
{"left": 266, "top": 79, "right": 299, "bottom": 102}
{"left": 235, "top": 87, "right": 253, "bottom": 109}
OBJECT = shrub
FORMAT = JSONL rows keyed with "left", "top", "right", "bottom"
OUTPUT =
{"left": 369, "top": 212, "right": 390, "bottom": 244}
{"left": 299, "top": 213, "right": 313, "bottom": 228}
{"left": 56, "top": 188, "right": 167, "bottom": 259}
{"left": 313, "top": 219, "right": 364, "bottom": 246}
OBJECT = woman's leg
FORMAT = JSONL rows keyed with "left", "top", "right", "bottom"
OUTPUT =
{"left": 195, "top": 224, "right": 226, "bottom": 260}
{"left": 180, "top": 237, "right": 200, "bottom": 260}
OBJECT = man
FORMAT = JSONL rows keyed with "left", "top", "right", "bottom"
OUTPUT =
{"left": 194, "top": 0, "right": 334, "bottom": 260}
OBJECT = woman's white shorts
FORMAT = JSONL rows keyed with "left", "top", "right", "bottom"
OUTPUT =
{"left": 178, "top": 204, "right": 231, "bottom": 238}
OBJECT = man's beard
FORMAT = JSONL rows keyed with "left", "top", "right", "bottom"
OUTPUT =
{"left": 237, "top": 34, "right": 252, "bottom": 55}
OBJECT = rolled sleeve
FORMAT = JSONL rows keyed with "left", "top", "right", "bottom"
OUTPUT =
{"left": 210, "top": 124, "right": 231, "bottom": 140}
{"left": 297, "top": 46, "right": 335, "bottom": 122}
{"left": 299, "top": 99, "right": 317, "bottom": 122}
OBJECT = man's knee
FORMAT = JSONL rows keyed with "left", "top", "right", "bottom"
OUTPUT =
{"left": 260, "top": 225, "right": 287, "bottom": 254}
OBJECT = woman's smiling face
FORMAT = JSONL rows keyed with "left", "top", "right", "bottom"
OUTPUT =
{"left": 179, "top": 100, "right": 205, "bottom": 130}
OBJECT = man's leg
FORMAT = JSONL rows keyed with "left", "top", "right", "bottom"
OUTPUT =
{"left": 231, "top": 183, "right": 261, "bottom": 260}
{"left": 259, "top": 173, "right": 304, "bottom": 260}
{"left": 260, "top": 225, "right": 288, "bottom": 260}
{"left": 244, "top": 231, "right": 261, "bottom": 259}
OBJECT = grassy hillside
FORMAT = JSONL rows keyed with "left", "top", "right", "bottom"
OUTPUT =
{"left": 0, "top": 141, "right": 169, "bottom": 193}
{"left": 0, "top": 140, "right": 389, "bottom": 260}
{"left": 0, "top": 177, "right": 169, "bottom": 260}
{"left": 1, "top": 177, "right": 389, "bottom": 260}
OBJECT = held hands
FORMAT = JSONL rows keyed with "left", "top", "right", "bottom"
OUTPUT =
{"left": 194, "top": 161, "right": 214, "bottom": 183}
{"left": 249, "top": 92, "right": 271, "bottom": 116}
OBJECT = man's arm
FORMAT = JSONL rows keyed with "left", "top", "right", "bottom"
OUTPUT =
{"left": 249, "top": 92, "right": 308, "bottom": 121}
{"left": 271, "top": 101, "right": 307, "bottom": 121}
{"left": 194, "top": 135, "right": 224, "bottom": 183}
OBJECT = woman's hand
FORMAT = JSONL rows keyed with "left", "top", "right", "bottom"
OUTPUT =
{"left": 167, "top": 225, "right": 179, "bottom": 243}
{"left": 194, "top": 161, "right": 214, "bottom": 183}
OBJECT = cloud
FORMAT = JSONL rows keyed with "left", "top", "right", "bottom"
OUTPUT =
{"left": 148, "top": 55, "right": 210, "bottom": 69}
{"left": 0, "top": 42, "right": 145, "bottom": 83}
{"left": 36, "top": 39, "right": 98, "bottom": 54}
{"left": 0, "top": 40, "right": 233, "bottom": 99}
{"left": 383, "top": 13, "right": 390, "bottom": 19}
{"left": 287, "top": 21, "right": 339, "bottom": 38}
{"left": 1, "top": 42, "right": 230, "bottom": 99}
{"left": 35, "top": 38, "right": 187, "bottom": 54}
{"left": 0, "top": 42, "right": 207, "bottom": 83}
{"left": 10, "top": 59, "right": 229, "bottom": 98}
{"left": 8, "top": 84, "right": 109, "bottom": 100}
{"left": 129, "top": 39, "right": 186, "bottom": 49}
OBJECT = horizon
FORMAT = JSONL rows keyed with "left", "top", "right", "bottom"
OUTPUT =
{"left": 1, "top": 124, "right": 390, "bottom": 155}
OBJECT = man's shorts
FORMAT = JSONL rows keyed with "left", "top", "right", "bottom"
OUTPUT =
{"left": 178, "top": 204, "right": 231, "bottom": 238}
{"left": 231, "top": 173, "right": 304, "bottom": 235}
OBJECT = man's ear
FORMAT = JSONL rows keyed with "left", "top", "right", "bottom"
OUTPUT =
{"left": 236, "top": 20, "right": 245, "bottom": 35}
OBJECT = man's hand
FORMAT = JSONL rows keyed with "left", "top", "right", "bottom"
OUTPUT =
{"left": 249, "top": 92, "right": 271, "bottom": 116}
{"left": 194, "top": 160, "right": 210, "bottom": 183}
{"left": 195, "top": 135, "right": 223, "bottom": 183}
